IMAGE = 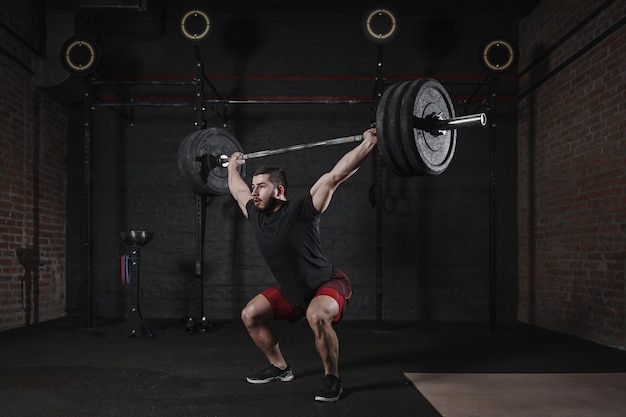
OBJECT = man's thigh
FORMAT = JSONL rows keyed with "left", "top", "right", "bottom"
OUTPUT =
{"left": 260, "top": 286, "right": 304, "bottom": 321}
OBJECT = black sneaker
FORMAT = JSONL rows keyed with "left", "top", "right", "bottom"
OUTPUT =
{"left": 246, "top": 364, "right": 294, "bottom": 384}
{"left": 315, "top": 375, "right": 343, "bottom": 402}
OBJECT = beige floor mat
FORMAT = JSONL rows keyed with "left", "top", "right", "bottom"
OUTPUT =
{"left": 405, "top": 372, "right": 626, "bottom": 417}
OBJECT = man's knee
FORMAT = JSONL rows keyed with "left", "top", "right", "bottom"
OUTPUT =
{"left": 306, "top": 297, "right": 337, "bottom": 328}
{"left": 241, "top": 294, "right": 272, "bottom": 326}
{"left": 241, "top": 304, "right": 254, "bottom": 326}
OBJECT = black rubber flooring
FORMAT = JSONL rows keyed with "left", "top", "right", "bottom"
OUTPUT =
{"left": 1, "top": 318, "right": 626, "bottom": 417}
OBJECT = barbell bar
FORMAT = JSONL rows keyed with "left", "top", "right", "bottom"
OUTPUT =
{"left": 215, "top": 135, "right": 364, "bottom": 168}
{"left": 177, "top": 78, "right": 488, "bottom": 196}
{"left": 215, "top": 111, "right": 485, "bottom": 168}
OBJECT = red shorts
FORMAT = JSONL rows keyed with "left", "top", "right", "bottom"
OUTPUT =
{"left": 261, "top": 270, "right": 352, "bottom": 323}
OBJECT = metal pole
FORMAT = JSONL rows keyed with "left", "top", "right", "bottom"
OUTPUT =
{"left": 84, "top": 78, "right": 94, "bottom": 328}
{"left": 374, "top": 45, "right": 385, "bottom": 328}
{"left": 488, "top": 76, "right": 499, "bottom": 332}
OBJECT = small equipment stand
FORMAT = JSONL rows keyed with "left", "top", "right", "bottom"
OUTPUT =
{"left": 118, "top": 230, "right": 155, "bottom": 338}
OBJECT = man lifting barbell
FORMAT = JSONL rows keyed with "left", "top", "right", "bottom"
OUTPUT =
{"left": 175, "top": 78, "right": 487, "bottom": 401}
{"left": 226, "top": 127, "right": 378, "bottom": 402}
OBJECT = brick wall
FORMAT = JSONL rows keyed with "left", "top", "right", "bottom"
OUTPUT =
{"left": 0, "top": 0, "right": 67, "bottom": 331}
{"left": 518, "top": 0, "right": 626, "bottom": 348}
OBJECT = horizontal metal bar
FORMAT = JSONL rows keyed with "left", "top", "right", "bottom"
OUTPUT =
{"left": 91, "top": 98, "right": 373, "bottom": 107}
{"left": 220, "top": 135, "right": 363, "bottom": 167}
{"left": 245, "top": 135, "right": 363, "bottom": 159}
{"left": 90, "top": 80, "right": 197, "bottom": 86}
{"left": 204, "top": 99, "right": 374, "bottom": 105}
{"left": 92, "top": 101, "right": 195, "bottom": 107}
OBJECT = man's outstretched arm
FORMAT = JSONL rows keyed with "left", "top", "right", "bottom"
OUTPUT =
{"left": 310, "top": 128, "right": 377, "bottom": 213}
{"left": 227, "top": 152, "right": 252, "bottom": 218}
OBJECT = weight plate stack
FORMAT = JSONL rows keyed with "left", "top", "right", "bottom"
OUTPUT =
{"left": 177, "top": 127, "right": 245, "bottom": 196}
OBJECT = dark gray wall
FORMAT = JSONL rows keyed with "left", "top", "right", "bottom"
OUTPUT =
{"left": 64, "top": 2, "right": 521, "bottom": 323}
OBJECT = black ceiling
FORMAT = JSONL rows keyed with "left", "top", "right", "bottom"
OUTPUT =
{"left": 48, "top": 0, "right": 542, "bottom": 37}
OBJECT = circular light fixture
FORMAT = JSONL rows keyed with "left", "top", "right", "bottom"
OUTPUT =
{"left": 362, "top": 8, "right": 398, "bottom": 44}
{"left": 61, "top": 37, "right": 99, "bottom": 74}
{"left": 180, "top": 8, "right": 212, "bottom": 42}
{"left": 481, "top": 39, "right": 516, "bottom": 72}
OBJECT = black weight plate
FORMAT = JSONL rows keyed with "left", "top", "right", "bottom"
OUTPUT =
{"left": 408, "top": 78, "right": 457, "bottom": 175}
{"left": 376, "top": 83, "right": 411, "bottom": 177}
{"left": 177, "top": 127, "right": 245, "bottom": 196}
{"left": 399, "top": 79, "right": 429, "bottom": 175}
{"left": 375, "top": 83, "right": 401, "bottom": 174}
{"left": 386, "top": 80, "right": 419, "bottom": 177}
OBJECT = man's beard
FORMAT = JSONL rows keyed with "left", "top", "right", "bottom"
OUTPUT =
{"left": 254, "top": 197, "right": 281, "bottom": 213}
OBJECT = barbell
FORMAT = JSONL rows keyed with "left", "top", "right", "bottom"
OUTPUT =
{"left": 177, "top": 78, "right": 487, "bottom": 196}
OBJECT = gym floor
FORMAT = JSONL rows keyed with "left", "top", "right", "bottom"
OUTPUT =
{"left": 1, "top": 318, "right": 625, "bottom": 417}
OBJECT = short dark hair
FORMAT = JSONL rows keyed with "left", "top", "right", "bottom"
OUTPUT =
{"left": 252, "top": 166, "right": 288, "bottom": 191}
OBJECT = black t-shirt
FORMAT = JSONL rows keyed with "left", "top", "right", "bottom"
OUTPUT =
{"left": 246, "top": 193, "right": 337, "bottom": 306}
